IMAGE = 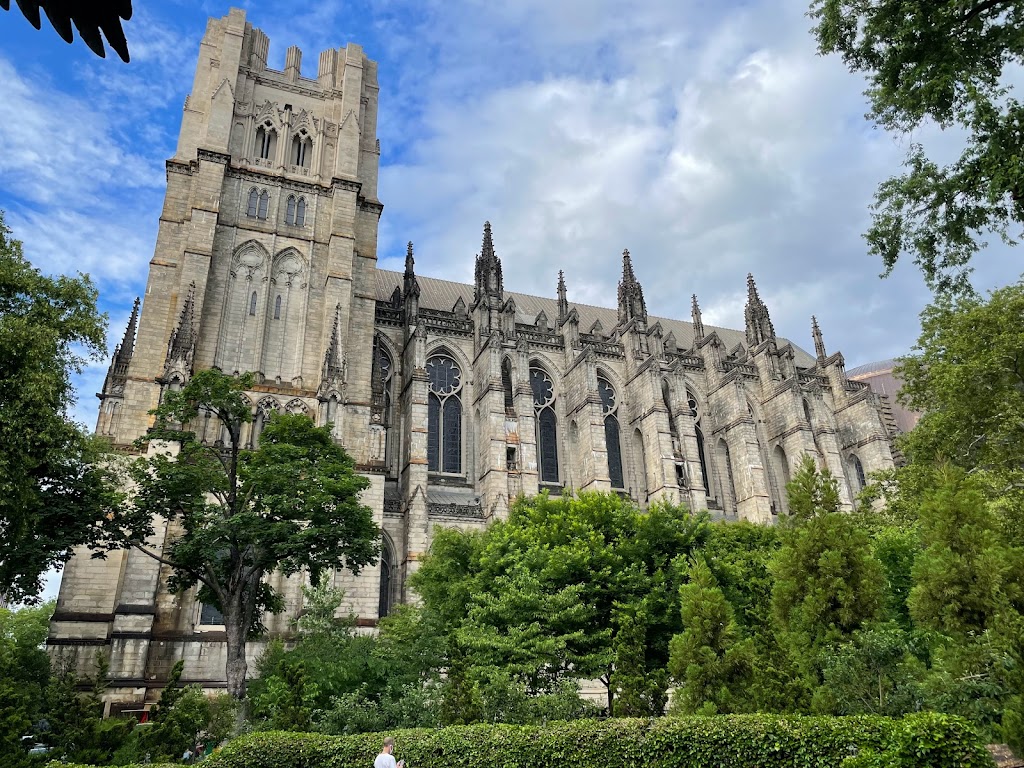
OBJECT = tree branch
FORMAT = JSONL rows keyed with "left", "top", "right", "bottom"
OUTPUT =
{"left": 959, "top": 0, "right": 1014, "bottom": 25}
{"left": 130, "top": 542, "right": 216, "bottom": 593}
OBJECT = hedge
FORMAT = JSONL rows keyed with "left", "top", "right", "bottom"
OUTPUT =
{"left": 205, "top": 713, "right": 993, "bottom": 768}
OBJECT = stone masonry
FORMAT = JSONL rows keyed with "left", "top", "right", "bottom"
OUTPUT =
{"left": 50, "top": 8, "right": 899, "bottom": 710}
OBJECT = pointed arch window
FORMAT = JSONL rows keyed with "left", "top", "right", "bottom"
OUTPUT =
{"left": 249, "top": 291, "right": 258, "bottom": 316}
{"left": 378, "top": 537, "right": 394, "bottom": 619}
{"left": 689, "top": 394, "right": 711, "bottom": 494}
{"left": 292, "top": 131, "right": 312, "bottom": 168}
{"left": 501, "top": 357, "right": 514, "bottom": 414}
{"left": 719, "top": 439, "right": 738, "bottom": 514}
{"left": 257, "top": 190, "right": 269, "bottom": 220}
{"left": 427, "top": 354, "right": 462, "bottom": 474}
{"left": 246, "top": 188, "right": 259, "bottom": 218}
{"left": 274, "top": 295, "right": 282, "bottom": 320}
{"left": 531, "top": 365, "right": 559, "bottom": 484}
{"left": 598, "top": 375, "right": 624, "bottom": 489}
{"left": 851, "top": 454, "right": 867, "bottom": 491}
{"left": 255, "top": 122, "right": 276, "bottom": 160}
{"left": 296, "top": 197, "right": 306, "bottom": 227}
{"left": 372, "top": 337, "right": 394, "bottom": 429}
{"left": 286, "top": 195, "right": 296, "bottom": 225}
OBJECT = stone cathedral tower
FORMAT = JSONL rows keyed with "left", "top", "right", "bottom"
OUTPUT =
{"left": 51, "top": 9, "right": 901, "bottom": 710}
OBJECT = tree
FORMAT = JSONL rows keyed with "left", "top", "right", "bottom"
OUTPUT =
{"left": 0, "top": 601, "right": 53, "bottom": 768}
{"left": 668, "top": 558, "right": 752, "bottom": 715}
{"left": 897, "top": 282, "right": 1024, "bottom": 479}
{"left": 771, "top": 456, "right": 884, "bottom": 667}
{"left": 416, "top": 493, "right": 707, "bottom": 711}
{"left": 0, "top": 1, "right": 133, "bottom": 61}
{"left": 908, "top": 464, "right": 1024, "bottom": 637}
{"left": 114, "top": 369, "right": 379, "bottom": 699}
{"left": 0, "top": 212, "right": 119, "bottom": 603}
{"left": 810, "top": 0, "right": 1024, "bottom": 293}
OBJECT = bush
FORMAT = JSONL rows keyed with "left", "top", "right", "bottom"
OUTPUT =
{"left": 204, "top": 713, "right": 993, "bottom": 768}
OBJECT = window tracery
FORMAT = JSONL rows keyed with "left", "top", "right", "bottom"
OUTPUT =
{"left": 689, "top": 393, "right": 711, "bottom": 494}
{"left": 530, "top": 365, "right": 559, "bottom": 484}
{"left": 427, "top": 354, "right": 462, "bottom": 474}
{"left": 598, "top": 375, "right": 624, "bottom": 489}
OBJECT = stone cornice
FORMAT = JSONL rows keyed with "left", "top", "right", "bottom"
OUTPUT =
{"left": 197, "top": 148, "right": 231, "bottom": 165}
{"left": 227, "top": 165, "right": 329, "bottom": 194}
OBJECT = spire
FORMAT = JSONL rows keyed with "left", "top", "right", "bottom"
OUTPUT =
{"left": 617, "top": 248, "right": 647, "bottom": 325}
{"left": 165, "top": 283, "right": 197, "bottom": 369}
{"left": 691, "top": 294, "right": 704, "bottom": 341}
{"left": 101, "top": 297, "right": 140, "bottom": 398}
{"left": 744, "top": 273, "right": 775, "bottom": 347}
{"left": 322, "top": 303, "right": 345, "bottom": 382}
{"left": 556, "top": 270, "right": 568, "bottom": 321}
{"left": 811, "top": 315, "right": 826, "bottom": 361}
{"left": 115, "top": 297, "right": 140, "bottom": 367}
{"left": 473, "top": 221, "right": 503, "bottom": 303}
{"left": 403, "top": 241, "right": 420, "bottom": 298}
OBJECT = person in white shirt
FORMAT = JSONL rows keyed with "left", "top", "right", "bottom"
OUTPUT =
{"left": 374, "top": 737, "right": 405, "bottom": 768}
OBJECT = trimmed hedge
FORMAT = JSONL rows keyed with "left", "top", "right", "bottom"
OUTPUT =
{"left": 206, "top": 713, "right": 993, "bottom": 768}
{"left": 46, "top": 764, "right": 178, "bottom": 768}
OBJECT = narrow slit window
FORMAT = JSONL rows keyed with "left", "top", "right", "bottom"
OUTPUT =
{"left": 249, "top": 292, "right": 258, "bottom": 316}
{"left": 274, "top": 295, "right": 282, "bottom": 320}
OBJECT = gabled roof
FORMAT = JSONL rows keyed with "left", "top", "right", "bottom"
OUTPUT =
{"left": 374, "top": 269, "right": 818, "bottom": 368}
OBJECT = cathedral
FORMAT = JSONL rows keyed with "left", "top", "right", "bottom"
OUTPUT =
{"left": 49, "top": 9, "right": 900, "bottom": 709}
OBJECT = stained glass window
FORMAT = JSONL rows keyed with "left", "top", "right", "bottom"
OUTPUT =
{"left": 531, "top": 365, "right": 559, "bottom": 483}
{"left": 690, "top": 395, "right": 711, "bottom": 494}
{"left": 427, "top": 354, "right": 462, "bottom": 474}
{"left": 852, "top": 454, "right": 867, "bottom": 490}
{"left": 502, "top": 358, "right": 514, "bottom": 412}
{"left": 598, "top": 376, "right": 624, "bottom": 489}
{"left": 286, "top": 195, "right": 296, "bottom": 225}
{"left": 246, "top": 188, "right": 259, "bottom": 217}
{"left": 378, "top": 540, "right": 392, "bottom": 619}
{"left": 257, "top": 190, "right": 269, "bottom": 220}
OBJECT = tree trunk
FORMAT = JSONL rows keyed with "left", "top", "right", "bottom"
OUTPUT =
{"left": 223, "top": 608, "right": 248, "bottom": 700}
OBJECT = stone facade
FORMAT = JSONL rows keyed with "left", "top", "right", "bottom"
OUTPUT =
{"left": 50, "top": 9, "right": 898, "bottom": 709}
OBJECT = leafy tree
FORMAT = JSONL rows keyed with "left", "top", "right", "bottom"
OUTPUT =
{"left": 810, "top": 0, "right": 1024, "bottom": 293}
{"left": 897, "top": 283, "right": 1024, "bottom": 481}
{"left": 419, "top": 493, "right": 706, "bottom": 711}
{"left": 668, "top": 558, "right": 752, "bottom": 715}
{"left": 771, "top": 456, "right": 884, "bottom": 670}
{"left": 0, "top": 601, "right": 53, "bottom": 768}
{"left": 113, "top": 369, "right": 379, "bottom": 699}
{"left": 813, "top": 623, "right": 926, "bottom": 716}
{"left": 610, "top": 603, "right": 668, "bottom": 716}
{"left": 0, "top": 212, "right": 119, "bottom": 602}
{"left": 908, "top": 464, "right": 1024, "bottom": 637}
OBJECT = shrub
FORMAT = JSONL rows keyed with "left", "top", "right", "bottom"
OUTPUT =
{"left": 204, "top": 713, "right": 993, "bottom": 768}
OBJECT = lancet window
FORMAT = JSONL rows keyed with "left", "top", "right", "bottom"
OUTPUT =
{"left": 598, "top": 375, "right": 624, "bottom": 489}
{"left": 530, "top": 364, "right": 559, "bottom": 484}
{"left": 378, "top": 537, "right": 394, "bottom": 619}
{"left": 254, "top": 121, "right": 276, "bottom": 160}
{"left": 427, "top": 354, "right": 463, "bottom": 474}
{"left": 689, "top": 394, "right": 711, "bottom": 494}
{"left": 850, "top": 454, "right": 867, "bottom": 492}
{"left": 501, "top": 357, "right": 514, "bottom": 413}
{"left": 285, "top": 195, "right": 307, "bottom": 226}
{"left": 292, "top": 130, "right": 312, "bottom": 168}
{"left": 372, "top": 338, "right": 394, "bottom": 428}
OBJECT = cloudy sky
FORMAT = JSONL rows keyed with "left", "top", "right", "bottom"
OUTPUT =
{"left": 1, "top": 0, "right": 1021, "bottom": 438}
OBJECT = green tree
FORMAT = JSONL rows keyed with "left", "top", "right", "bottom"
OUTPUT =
{"left": 417, "top": 493, "right": 706, "bottom": 711}
{"left": 908, "top": 464, "right": 1024, "bottom": 637}
{"left": 897, "top": 283, "right": 1024, "bottom": 481}
{"left": 810, "top": 0, "right": 1024, "bottom": 293}
{"left": 0, "top": 601, "right": 53, "bottom": 768}
{"left": 0, "top": 212, "right": 119, "bottom": 602}
{"left": 668, "top": 558, "right": 752, "bottom": 715}
{"left": 610, "top": 602, "right": 669, "bottom": 716}
{"left": 114, "top": 369, "right": 379, "bottom": 699}
{"left": 771, "top": 456, "right": 884, "bottom": 669}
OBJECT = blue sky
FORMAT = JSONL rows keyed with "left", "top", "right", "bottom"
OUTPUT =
{"left": 2, "top": 0, "right": 1021, "bottom": 440}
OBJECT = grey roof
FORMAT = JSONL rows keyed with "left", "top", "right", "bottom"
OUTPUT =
{"left": 847, "top": 359, "right": 898, "bottom": 378}
{"left": 375, "top": 269, "right": 817, "bottom": 368}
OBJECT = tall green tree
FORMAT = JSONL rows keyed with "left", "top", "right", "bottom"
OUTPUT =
{"left": 771, "top": 456, "right": 884, "bottom": 669}
{"left": 0, "top": 601, "right": 53, "bottom": 768}
{"left": 0, "top": 212, "right": 118, "bottom": 602}
{"left": 810, "top": 0, "right": 1024, "bottom": 293}
{"left": 908, "top": 463, "right": 1024, "bottom": 638}
{"left": 114, "top": 369, "right": 379, "bottom": 699}
{"left": 668, "top": 558, "right": 752, "bottom": 715}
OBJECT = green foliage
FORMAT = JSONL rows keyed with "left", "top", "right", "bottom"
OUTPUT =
{"left": 199, "top": 713, "right": 990, "bottom": 768}
{"left": 809, "top": 0, "right": 1024, "bottom": 293}
{"left": 908, "top": 464, "right": 1024, "bottom": 637}
{"left": 772, "top": 456, "right": 884, "bottom": 662}
{"left": 813, "top": 623, "right": 927, "bottom": 716}
{"left": 112, "top": 369, "right": 379, "bottom": 698}
{"left": 668, "top": 558, "right": 752, "bottom": 715}
{"left": 898, "top": 283, "right": 1024, "bottom": 477}
{"left": 0, "top": 601, "right": 54, "bottom": 768}
{"left": 0, "top": 212, "right": 119, "bottom": 602}
{"left": 415, "top": 493, "right": 706, "bottom": 709}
